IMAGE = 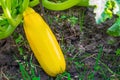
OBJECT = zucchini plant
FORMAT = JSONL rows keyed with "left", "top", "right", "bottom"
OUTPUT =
{"left": 0, "top": 0, "right": 120, "bottom": 77}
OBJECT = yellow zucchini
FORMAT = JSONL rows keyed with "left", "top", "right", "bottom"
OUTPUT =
{"left": 23, "top": 7, "right": 66, "bottom": 77}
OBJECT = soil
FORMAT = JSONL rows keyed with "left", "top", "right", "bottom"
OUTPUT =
{"left": 0, "top": 6, "right": 120, "bottom": 80}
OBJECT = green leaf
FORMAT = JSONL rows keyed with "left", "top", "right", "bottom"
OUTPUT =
{"left": 115, "top": 48, "right": 120, "bottom": 56}
{"left": 32, "top": 77, "right": 40, "bottom": 80}
{"left": 11, "top": 0, "right": 20, "bottom": 17}
{"left": 106, "top": 0, "right": 120, "bottom": 36}
{"left": 19, "top": 63, "right": 31, "bottom": 80}
{"left": 0, "top": 17, "right": 8, "bottom": 26}
{"left": 0, "top": 17, "right": 9, "bottom": 31}
{"left": 115, "top": 0, "right": 120, "bottom": 3}
{"left": 11, "top": 0, "right": 19, "bottom": 8}
{"left": 107, "top": 17, "right": 120, "bottom": 36}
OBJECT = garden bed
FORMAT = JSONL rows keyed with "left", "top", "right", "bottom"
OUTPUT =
{"left": 0, "top": 5, "right": 120, "bottom": 80}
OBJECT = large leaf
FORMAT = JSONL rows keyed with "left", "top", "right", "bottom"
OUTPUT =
{"left": 107, "top": 0, "right": 120, "bottom": 36}
{"left": 107, "top": 17, "right": 120, "bottom": 36}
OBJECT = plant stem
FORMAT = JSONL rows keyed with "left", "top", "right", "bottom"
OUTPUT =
{"left": 29, "top": 0, "right": 40, "bottom": 7}
{"left": 20, "top": 0, "right": 30, "bottom": 13}
{"left": 0, "top": 25, "right": 16, "bottom": 39}
{"left": 42, "top": 0, "right": 87, "bottom": 10}
{"left": 77, "top": 0, "right": 89, "bottom": 6}
{"left": 0, "top": 0, "right": 16, "bottom": 26}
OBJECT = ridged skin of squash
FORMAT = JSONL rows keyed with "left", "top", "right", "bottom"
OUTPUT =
{"left": 23, "top": 7, "right": 66, "bottom": 77}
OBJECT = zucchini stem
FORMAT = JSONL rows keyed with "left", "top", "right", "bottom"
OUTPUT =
{"left": 42, "top": 0, "right": 89, "bottom": 11}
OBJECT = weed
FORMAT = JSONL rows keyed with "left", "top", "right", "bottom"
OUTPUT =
{"left": 14, "top": 55, "right": 40, "bottom": 80}
{"left": 13, "top": 32, "right": 40, "bottom": 80}
{"left": 56, "top": 72, "right": 71, "bottom": 80}
{"left": 92, "top": 46, "right": 103, "bottom": 79}
{"left": 107, "top": 38, "right": 116, "bottom": 45}
{"left": 115, "top": 48, "right": 120, "bottom": 56}
{"left": 79, "top": 11, "right": 85, "bottom": 32}
{"left": 14, "top": 33, "right": 25, "bottom": 55}
{"left": 68, "top": 16, "right": 78, "bottom": 26}
{"left": 60, "top": 15, "right": 67, "bottom": 19}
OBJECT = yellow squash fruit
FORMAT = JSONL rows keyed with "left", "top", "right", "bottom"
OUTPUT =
{"left": 23, "top": 7, "right": 66, "bottom": 77}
